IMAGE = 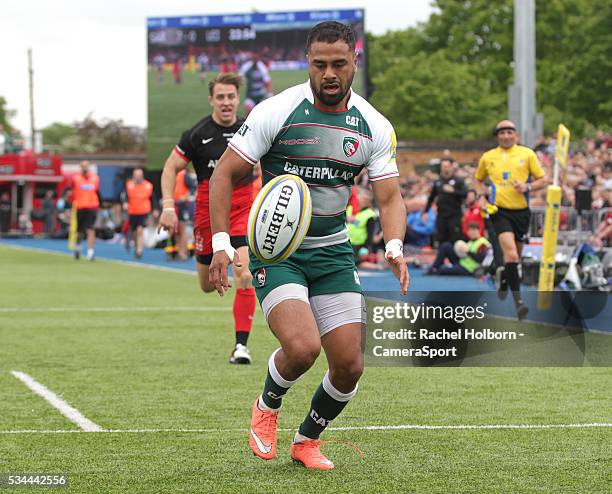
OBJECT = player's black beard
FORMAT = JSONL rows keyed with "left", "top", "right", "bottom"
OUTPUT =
{"left": 311, "top": 73, "right": 354, "bottom": 107}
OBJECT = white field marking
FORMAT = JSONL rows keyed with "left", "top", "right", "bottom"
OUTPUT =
{"left": 10, "top": 371, "right": 104, "bottom": 432}
{"left": 0, "top": 423, "right": 611, "bottom": 434}
{"left": 0, "top": 242, "right": 217, "bottom": 278}
{"left": 0, "top": 307, "right": 231, "bottom": 313}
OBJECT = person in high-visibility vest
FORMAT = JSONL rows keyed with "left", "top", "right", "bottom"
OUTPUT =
{"left": 71, "top": 160, "right": 100, "bottom": 261}
{"left": 427, "top": 222, "right": 491, "bottom": 276}
{"left": 124, "top": 168, "right": 153, "bottom": 259}
{"left": 348, "top": 187, "right": 382, "bottom": 266}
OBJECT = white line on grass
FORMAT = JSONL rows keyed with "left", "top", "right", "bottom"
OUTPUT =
{"left": 0, "top": 307, "right": 231, "bottom": 313}
{"left": 0, "top": 243, "right": 199, "bottom": 277}
{"left": 1, "top": 423, "right": 610, "bottom": 434}
{"left": 10, "top": 371, "right": 104, "bottom": 432}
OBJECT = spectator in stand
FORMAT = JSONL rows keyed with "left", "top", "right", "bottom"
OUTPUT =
{"left": 405, "top": 198, "right": 436, "bottom": 247}
{"left": 348, "top": 187, "right": 384, "bottom": 267}
{"left": 0, "top": 191, "right": 10, "bottom": 235}
{"left": 461, "top": 189, "right": 484, "bottom": 238}
{"left": 42, "top": 190, "right": 55, "bottom": 236}
{"left": 173, "top": 168, "right": 194, "bottom": 261}
{"left": 427, "top": 221, "right": 491, "bottom": 276}
{"left": 594, "top": 210, "right": 612, "bottom": 247}
{"left": 427, "top": 222, "right": 491, "bottom": 276}
{"left": 423, "top": 157, "right": 467, "bottom": 245}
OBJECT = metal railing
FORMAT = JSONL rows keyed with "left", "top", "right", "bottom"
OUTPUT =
{"left": 529, "top": 207, "right": 611, "bottom": 247}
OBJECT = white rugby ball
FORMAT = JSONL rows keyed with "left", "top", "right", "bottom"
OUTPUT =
{"left": 454, "top": 240, "right": 469, "bottom": 258}
{"left": 247, "top": 174, "right": 312, "bottom": 263}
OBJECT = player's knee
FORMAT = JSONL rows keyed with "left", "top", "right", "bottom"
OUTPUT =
{"left": 284, "top": 341, "right": 320, "bottom": 373}
{"left": 331, "top": 359, "right": 363, "bottom": 389}
{"left": 235, "top": 269, "right": 253, "bottom": 289}
{"left": 504, "top": 251, "right": 519, "bottom": 263}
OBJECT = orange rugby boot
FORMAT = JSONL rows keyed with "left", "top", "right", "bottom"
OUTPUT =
{"left": 290, "top": 439, "right": 335, "bottom": 470}
{"left": 249, "top": 396, "right": 279, "bottom": 460}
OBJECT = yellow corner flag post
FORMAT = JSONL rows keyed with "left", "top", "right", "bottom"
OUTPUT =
{"left": 68, "top": 202, "right": 78, "bottom": 251}
{"left": 538, "top": 124, "right": 570, "bottom": 309}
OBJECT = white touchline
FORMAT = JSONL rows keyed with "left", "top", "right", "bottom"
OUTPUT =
{"left": 10, "top": 371, "right": 104, "bottom": 432}
{"left": 0, "top": 307, "right": 231, "bottom": 313}
{"left": 0, "top": 423, "right": 610, "bottom": 434}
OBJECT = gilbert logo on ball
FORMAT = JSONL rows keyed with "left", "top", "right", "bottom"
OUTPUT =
{"left": 247, "top": 174, "right": 312, "bottom": 263}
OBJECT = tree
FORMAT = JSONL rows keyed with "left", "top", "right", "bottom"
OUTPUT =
{"left": 368, "top": 0, "right": 611, "bottom": 139}
{"left": 41, "top": 114, "right": 145, "bottom": 153}
{"left": 371, "top": 51, "right": 503, "bottom": 139}
{"left": 0, "top": 96, "right": 13, "bottom": 131}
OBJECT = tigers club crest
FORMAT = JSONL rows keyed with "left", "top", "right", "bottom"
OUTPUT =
{"left": 343, "top": 136, "right": 359, "bottom": 158}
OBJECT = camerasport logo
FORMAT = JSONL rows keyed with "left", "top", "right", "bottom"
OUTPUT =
{"left": 343, "top": 136, "right": 359, "bottom": 157}
{"left": 255, "top": 268, "right": 266, "bottom": 287}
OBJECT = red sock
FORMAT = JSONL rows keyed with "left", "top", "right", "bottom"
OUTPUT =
{"left": 234, "top": 288, "right": 255, "bottom": 334}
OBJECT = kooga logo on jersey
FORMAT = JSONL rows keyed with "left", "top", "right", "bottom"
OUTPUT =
{"left": 261, "top": 184, "right": 294, "bottom": 255}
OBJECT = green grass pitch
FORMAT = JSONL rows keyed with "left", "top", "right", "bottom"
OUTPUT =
{"left": 1, "top": 245, "right": 611, "bottom": 493}
{"left": 147, "top": 68, "right": 364, "bottom": 170}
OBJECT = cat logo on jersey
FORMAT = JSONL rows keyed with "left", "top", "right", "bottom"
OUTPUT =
{"left": 343, "top": 136, "right": 359, "bottom": 158}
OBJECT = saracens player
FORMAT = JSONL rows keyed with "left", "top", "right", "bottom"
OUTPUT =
{"left": 158, "top": 73, "right": 256, "bottom": 364}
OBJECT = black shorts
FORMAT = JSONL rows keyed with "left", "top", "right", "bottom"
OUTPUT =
{"left": 129, "top": 214, "right": 148, "bottom": 231}
{"left": 77, "top": 209, "right": 98, "bottom": 233}
{"left": 195, "top": 235, "right": 248, "bottom": 265}
{"left": 490, "top": 207, "right": 531, "bottom": 243}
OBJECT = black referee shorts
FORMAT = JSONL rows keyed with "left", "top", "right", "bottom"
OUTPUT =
{"left": 77, "top": 209, "right": 98, "bottom": 233}
{"left": 490, "top": 207, "right": 531, "bottom": 243}
{"left": 129, "top": 214, "right": 148, "bottom": 231}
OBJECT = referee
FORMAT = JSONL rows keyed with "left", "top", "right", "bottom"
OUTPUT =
{"left": 475, "top": 120, "right": 548, "bottom": 319}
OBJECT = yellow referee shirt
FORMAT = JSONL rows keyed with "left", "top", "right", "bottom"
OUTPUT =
{"left": 475, "top": 145, "right": 544, "bottom": 209}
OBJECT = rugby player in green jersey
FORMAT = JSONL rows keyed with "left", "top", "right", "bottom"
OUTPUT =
{"left": 209, "top": 21, "right": 409, "bottom": 470}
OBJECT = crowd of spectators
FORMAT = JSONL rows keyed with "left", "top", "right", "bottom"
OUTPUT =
{"left": 349, "top": 130, "right": 612, "bottom": 273}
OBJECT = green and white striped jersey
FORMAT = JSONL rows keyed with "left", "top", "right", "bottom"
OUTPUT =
{"left": 229, "top": 82, "right": 398, "bottom": 248}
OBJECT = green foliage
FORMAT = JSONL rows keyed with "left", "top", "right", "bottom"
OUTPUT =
{"left": 369, "top": 0, "right": 612, "bottom": 139}
{"left": 41, "top": 114, "right": 145, "bottom": 154}
{"left": 0, "top": 96, "right": 12, "bottom": 130}
{"left": 371, "top": 51, "right": 503, "bottom": 139}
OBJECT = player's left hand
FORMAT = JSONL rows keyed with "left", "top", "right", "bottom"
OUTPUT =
{"left": 386, "top": 252, "right": 410, "bottom": 295}
{"left": 442, "top": 184, "right": 454, "bottom": 193}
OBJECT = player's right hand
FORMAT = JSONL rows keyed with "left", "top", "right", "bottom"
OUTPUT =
{"left": 157, "top": 209, "right": 178, "bottom": 236}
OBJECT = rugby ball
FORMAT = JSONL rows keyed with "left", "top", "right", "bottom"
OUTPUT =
{"left": 247, "top": 174, "right": 312, "bottom": 263}
{"left": 454, "top": 240, "right": 469, "bottom": 258}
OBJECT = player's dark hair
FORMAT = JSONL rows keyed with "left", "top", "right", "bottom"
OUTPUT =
{"left": 208, "top": 72, "right": 242, "bottom": 96}
{"left": 306, "top": 21, "right": 356, "bottom": 52}
{"left": 440, "top": 157, "right": 454, "bottom": 165}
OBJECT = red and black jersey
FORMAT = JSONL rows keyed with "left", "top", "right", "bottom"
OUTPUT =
{"left": 174, "top": 115, "right": 252, "bottom": 185}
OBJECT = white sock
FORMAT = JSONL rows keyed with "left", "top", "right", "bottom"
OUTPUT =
{"left": 87, "top": 248, "right": 94, "bottom": 258}
{"left": 293, "top": 432, "right": 313, "bottom": 444}
{"left": 258, "top": 395, "right": 280, "bottom": 412}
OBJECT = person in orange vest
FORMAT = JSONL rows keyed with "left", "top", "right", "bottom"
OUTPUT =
{"left": 72, "top": 160, "right": 100, "bottom": 260}
{"left": 124, "top": 168, "right": 153, "bottom": 259}
{"left": 173, "top": 168, "right": 193, "bottom": 260}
